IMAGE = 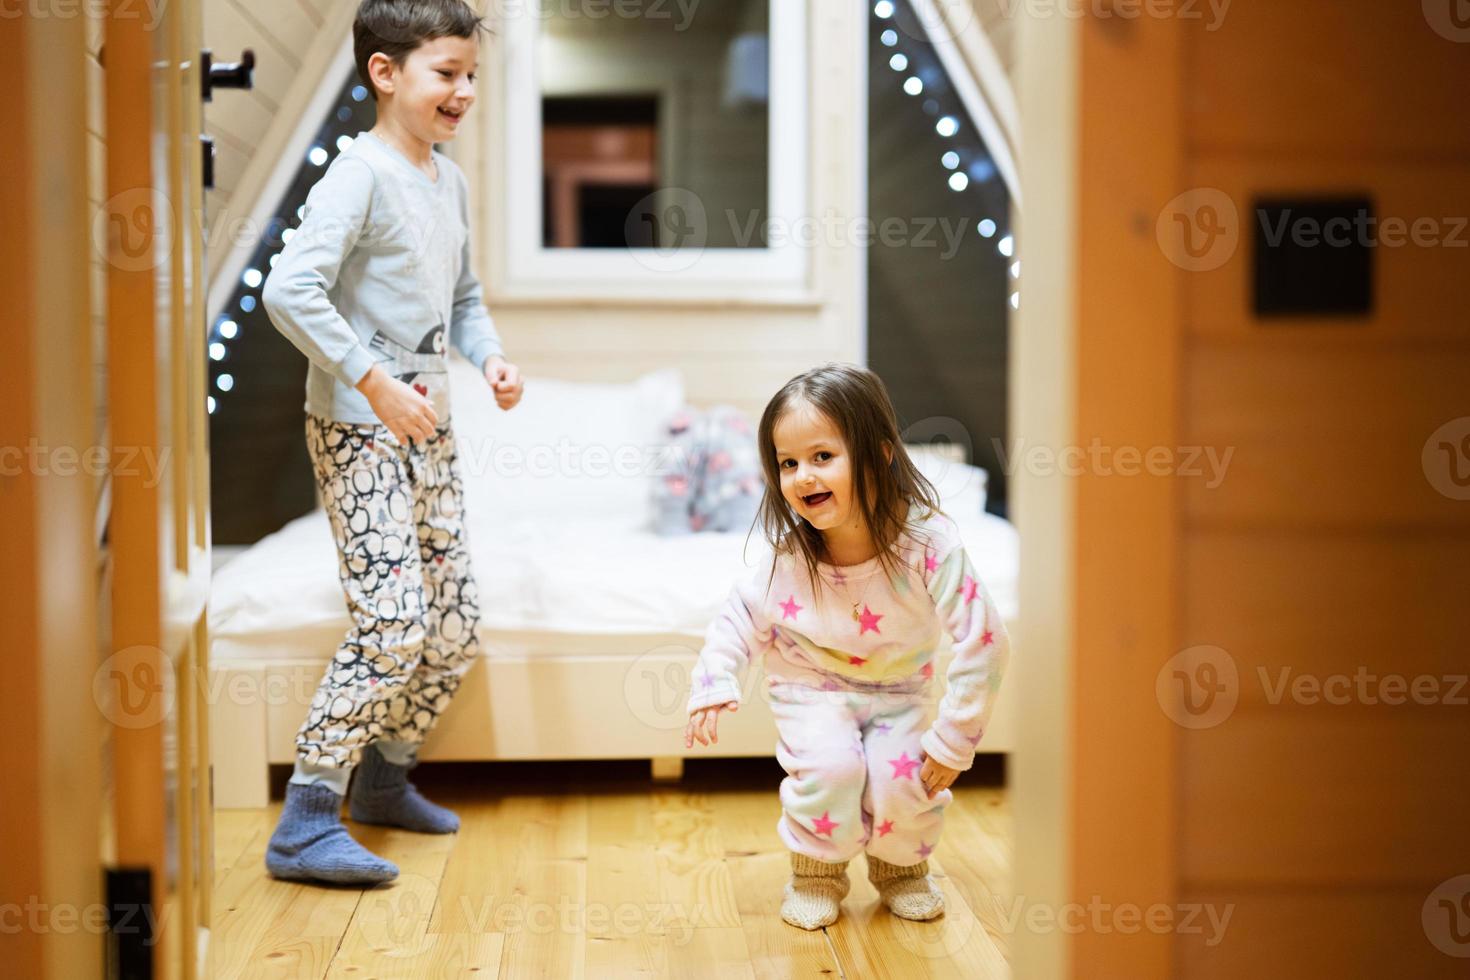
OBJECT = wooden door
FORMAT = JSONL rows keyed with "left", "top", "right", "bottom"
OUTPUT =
{"left": 103, "top": 0, "right": 214, "bottom": 974}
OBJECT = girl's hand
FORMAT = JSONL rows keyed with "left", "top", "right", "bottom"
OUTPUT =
{"left": 684, "top": 701, "right": 738, "bottom": 748}
{"left": 484, "top": 356, "right": 524, "bottom": 411}
{"left": 919, "top": 753, "right": 960, "bottom": 799}
{"left": 356, "top": 364, "right": 438, "bottom": 445}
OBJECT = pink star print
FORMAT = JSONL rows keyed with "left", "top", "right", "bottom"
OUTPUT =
{"left": 981, "top": 629, "right": 995, "bottom": 646}
{"left": 812, "top": 811, "right": 839, "bottom": 837}
{"left": 959, "top": 575, "right": 980, "bottom": 605}
{"left": 848, "top": 655, "right": 867, "bottom": 667}
{"left": 916, "top": 841, "right": 934, "bottom": 859}
{"left": 780, "top": 595, "right": 803, "bottom": 620}
{"left": 697, "top": 672, "right": 715, "bottom": 690}
{"left": 858, "top": 605, "right": 883, "bottom": 635}
{"left": 924, "top": 551, "right": 939, "bottom": 572}
{"left": 920, "top": 662, "right": 934, "bottom": 679}
{"left": 876, "top": 819, "right": 894, "bottom": 837}
{"left": 888, "top": 752, "right": 920, "bottom": 780}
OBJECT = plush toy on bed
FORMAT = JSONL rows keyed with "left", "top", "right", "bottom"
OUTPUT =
{"left": 653, "top": 404, "right": 762, "bottom": 535}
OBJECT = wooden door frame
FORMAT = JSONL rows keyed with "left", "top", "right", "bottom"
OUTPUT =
{"left": 105, "top": 0, "right": 214, "bottom": 974}
{"left": 0, "top": 10, "right": 107, "bottom": 980}
{"left": 1013, "top": 9, "right": 1182, "bottom": 979}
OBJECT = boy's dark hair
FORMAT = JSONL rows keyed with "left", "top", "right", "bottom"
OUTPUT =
{"left": 751, "top": 362, "right": 944, "bottom": 606}
{"left": 353, "top": 0, "right": 489, "bottom": 102}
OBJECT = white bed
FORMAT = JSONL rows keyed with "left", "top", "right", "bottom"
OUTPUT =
{"left": 208, "top": 357, "right": 1019, "bottom": 807}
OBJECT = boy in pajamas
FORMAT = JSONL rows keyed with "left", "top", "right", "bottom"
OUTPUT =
{"left": 258, "top": 0, "right": 522, "bottom": 884}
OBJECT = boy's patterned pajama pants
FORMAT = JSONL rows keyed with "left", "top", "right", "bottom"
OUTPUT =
{"left": 295, "top": 413, "right": 481, "bottom": 771}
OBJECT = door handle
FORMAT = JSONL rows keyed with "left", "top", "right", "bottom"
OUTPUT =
{"left": 201, "top": 48, "right": 255, "bottom": 102}
{"left": 200, "top": 135, "right": 215, "bottom": 190}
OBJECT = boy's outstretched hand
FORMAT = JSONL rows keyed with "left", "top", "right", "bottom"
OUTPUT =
{"left": 357, "top": 363, "right": 438, "bottom": 446}
{"left": 685, "top": 701, "right": 738, "bottom": 748}
{"left": 484, "top": 355, "right": 523, "bottom": 411}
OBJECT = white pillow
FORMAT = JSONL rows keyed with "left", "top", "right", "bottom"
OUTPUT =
{"left": 448, "top": 355, "right": 684, "bottom": 531}
{"left": 905, "top": 443, "right": 989, "bottom": 517}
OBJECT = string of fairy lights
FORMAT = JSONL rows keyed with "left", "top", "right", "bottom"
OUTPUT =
{"left": 208, "top": 5, "right": 1016, "bottom": 415}
{"left": 873, "top": 0, "right": 1018, "bottom": 311}
{"left": 208, "top": 78, "right": 375, "bottom": 415}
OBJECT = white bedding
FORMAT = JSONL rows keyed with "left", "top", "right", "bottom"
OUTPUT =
{"left": 209, "top": 506, "right": 1019, "bottom": 662}
{"left": 210, "top": 359, "right": 1019, "bottom": 663}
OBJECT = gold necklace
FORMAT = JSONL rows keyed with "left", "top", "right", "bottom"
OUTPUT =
{"left": 831, "top": 562, "right": 879, "bottom": 621}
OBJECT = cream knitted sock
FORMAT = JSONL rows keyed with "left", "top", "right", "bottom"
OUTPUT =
{"left": 867, "top": 855, "right": 945, "bottom": 921}
{"left": 780, "top": 852, "right": 851, "bottom": 930}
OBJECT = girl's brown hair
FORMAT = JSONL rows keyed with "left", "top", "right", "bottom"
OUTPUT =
{"left": 749, "top": 363, "right": 943, "bottom": 605}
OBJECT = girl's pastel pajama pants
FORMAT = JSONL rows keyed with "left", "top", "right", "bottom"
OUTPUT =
{"left": 764, "top": 652, "right": 952, "bottom": 868}
{"left": 292, "top": 413, "right": 481, "bottom": 779}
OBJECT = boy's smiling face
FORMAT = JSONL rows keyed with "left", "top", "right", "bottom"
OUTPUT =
{"left": 369, "top": 34, "right": 478, "bottom": 143}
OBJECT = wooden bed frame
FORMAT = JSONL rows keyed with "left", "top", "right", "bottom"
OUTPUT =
{"left": 209, "top": 632, "right": 1016, "bottom": 808}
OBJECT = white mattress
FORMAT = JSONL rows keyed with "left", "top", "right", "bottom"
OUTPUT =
{"left": 209, "top": 506, "right": 1020, "bottom": 664}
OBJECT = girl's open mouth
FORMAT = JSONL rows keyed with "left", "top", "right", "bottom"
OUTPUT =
{"left": 803, "top": 491, "right": 833, "bottom": 507}
{"left": 438, "top": 107, "right": 462, "bottom": 123}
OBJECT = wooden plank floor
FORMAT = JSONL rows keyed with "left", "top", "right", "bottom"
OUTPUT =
{"left": 207, "top": 758, "right": 1011, "bottom": 979}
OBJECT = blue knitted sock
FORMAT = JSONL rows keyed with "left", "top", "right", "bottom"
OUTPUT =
{"left": 264, "top": 781, "right": 399, "bottom": 884}
{"left": 348, "top": 742, "right": 460, "bottom": 834}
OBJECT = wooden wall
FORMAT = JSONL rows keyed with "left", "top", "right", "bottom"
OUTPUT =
{"left": 1176, "top": 3, "right": 1470, "bottom": 976}
{"left": 1016, "top": 2, "right": 1470, "bottom": 977}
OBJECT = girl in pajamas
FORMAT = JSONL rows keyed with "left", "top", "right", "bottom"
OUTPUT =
{"left": 684, "top": 363, "right": 1010, "bottom": 930}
